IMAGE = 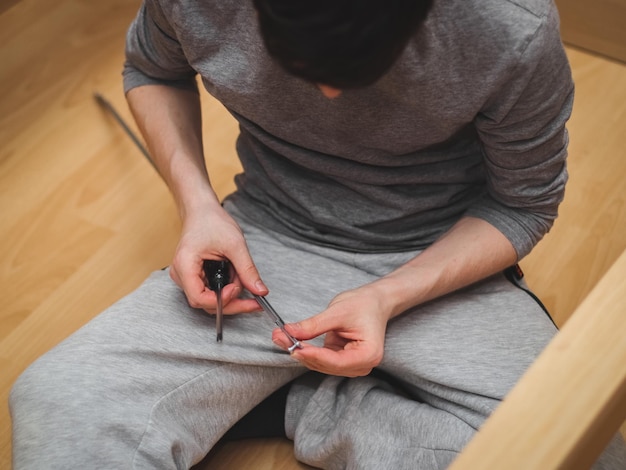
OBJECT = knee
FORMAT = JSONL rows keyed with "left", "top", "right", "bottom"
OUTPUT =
{"left": 11, "top": 358, "right": 43, "bottom": 409}
{"left": 10, "top": 346, "right": 136, "bottom": 468}
{"left": 10, "top": 345, "right": 115, "bottom": 464}
{"left": 9, "top": 353, "right": 72, "bottom": 466}
{"left": 10, "top": 352, "right": 67, "bottom": 421}
{"left": 9, "top": 342, "right": 103, "bottom": 428}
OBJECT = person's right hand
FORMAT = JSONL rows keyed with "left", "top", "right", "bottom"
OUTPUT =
{"left": 169, "top": 203, "right": 267, "bottom": 314}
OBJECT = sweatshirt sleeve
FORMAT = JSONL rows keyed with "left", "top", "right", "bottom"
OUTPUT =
{"left": 467, "top": 5, "right": 574, "bottom": 259}
{"left": 122, "top": 0, "right": 198, "bottom": 94}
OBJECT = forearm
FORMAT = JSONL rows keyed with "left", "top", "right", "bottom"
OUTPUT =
{"left": 372, "top": 216, "right": 517, "bottom": 319}
{"left": 126, "top": 84, "right": 268, "bottom": 304}
{"left": 126, "top": 84, "right": 222, "bottom": 219}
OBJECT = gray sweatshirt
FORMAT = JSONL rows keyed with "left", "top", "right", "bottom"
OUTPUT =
{"left": 123, "top": 0, "right": 574, "bottom": 258}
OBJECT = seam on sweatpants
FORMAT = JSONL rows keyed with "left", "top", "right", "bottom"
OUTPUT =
{"left": 130, "top": 365, "right": 220, "bottom": 468}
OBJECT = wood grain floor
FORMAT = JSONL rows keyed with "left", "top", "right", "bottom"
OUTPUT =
{"left": 1, "top": 1, "right": 625, "bottom": 468}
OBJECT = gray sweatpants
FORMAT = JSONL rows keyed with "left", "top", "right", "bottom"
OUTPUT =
{"left": 9, "top": 203, "right": 626, "bottom": 469}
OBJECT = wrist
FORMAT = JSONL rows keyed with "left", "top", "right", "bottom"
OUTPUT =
{"left": 178, "top": 188, "right": 222, "bottom": 222}
{"left": 170, "top": 169, "right": 221, "bottom": 222}
{"left": 367, "top": 263, "right": 440, "bottom": 320}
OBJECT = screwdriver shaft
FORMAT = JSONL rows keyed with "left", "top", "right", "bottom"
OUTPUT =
{"left": 254, "top": 295, "right": 302, "bottom": 353}
{"left": 216, "top": 287, "right": 223, "bottom": 342}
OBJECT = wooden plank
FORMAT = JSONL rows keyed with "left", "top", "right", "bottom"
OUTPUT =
{"left": 194, "top": 439, "right": 314, "bottom": 470}
{"left": 450, "top": 250, "right": 626, "bottom": 470}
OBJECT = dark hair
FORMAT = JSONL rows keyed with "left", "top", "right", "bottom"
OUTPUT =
{"left": 253, "top": 0, "right": 434, "bottom": 89}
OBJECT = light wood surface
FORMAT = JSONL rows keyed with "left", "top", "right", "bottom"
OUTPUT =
{"left": 449, "top": 249, "right": 626, "bottom": 470}
{"left": 1, "top": 1, "right": 625, "bottom": 468}
{"left": 556, "top": 0, "right": 626, "bottom": 63}
{"left": 518, "top": 45, "right": 626, "bottom": 326}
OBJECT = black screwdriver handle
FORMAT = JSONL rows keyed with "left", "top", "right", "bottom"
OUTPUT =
{"left": 203, "top": 260, "right": 231, "bottom": 291}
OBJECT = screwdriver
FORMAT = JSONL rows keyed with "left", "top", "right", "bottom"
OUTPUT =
{"left": 203, "top": 260, "right": 230, "bottom": 342}
{"left": 203, "top": 260, "right": 302, "bottom": 351}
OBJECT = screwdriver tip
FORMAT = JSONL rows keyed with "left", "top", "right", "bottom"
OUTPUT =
{"left": 217, "top": 333, "right": 223, "bottom": 342}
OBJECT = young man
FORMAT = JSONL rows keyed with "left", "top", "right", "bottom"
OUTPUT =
{"left": 10, "top": 1, "right": 626, "bottom": 468}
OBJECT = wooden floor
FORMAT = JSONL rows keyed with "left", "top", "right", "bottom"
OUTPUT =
{"left": 1, "top": 1, "right": 625, "bottom": 468}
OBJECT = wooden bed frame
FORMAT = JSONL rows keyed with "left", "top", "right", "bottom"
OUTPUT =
{"left": 450, "top": 250, "right": 626, "bottom": 469}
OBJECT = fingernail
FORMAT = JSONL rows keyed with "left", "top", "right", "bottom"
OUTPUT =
{"left": 255, "top": 280, "right": 268, "bottom": 293}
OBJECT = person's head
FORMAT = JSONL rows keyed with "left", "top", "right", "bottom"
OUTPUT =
{"left": 253, "top": 0, "right": 434, "bottom": 90}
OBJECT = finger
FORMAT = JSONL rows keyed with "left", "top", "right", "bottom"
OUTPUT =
{"left": 271, "top": 327, "right": 377, "bottom": 376}
{"left": 292, "top": 345, "right": 375, "bottom": 377}
{"left": 285, "top": 311, "right": 344, "bottom": 342}
{"left": 221, "top": 288, "right": 264, "bottom": 315}
{"left": 202, "top": 299, "right": 263, "bottom": 315}
{"left": 196, "top": 284, "right": 264, "bottom": 314}
{"left": 174, "top": 255, "right": 227, "bottom": 309}
{"left": 178, "top": 263, "right": 213, "bottom": 309}
{"left": 169, "top": 265, "right": 182, "bottom": 287}
{"left": 192, "top": 283, "right": 218, "bottom": 309}
{"left": 271, "top": 328, "right": 306, "bottom": 352}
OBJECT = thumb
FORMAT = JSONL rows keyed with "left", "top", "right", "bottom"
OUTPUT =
{"left": 286, "top": 311, "right": 338, "bottom": 341}
{"left": 228, "top": 249, "right": 268, "bottom": 296}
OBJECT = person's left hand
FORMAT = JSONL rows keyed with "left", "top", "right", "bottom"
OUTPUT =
{"left": 272, "top": 286, "right": 391, "bottom": 377}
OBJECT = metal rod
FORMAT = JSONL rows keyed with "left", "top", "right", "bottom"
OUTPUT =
{"left": 254, "top": 295, "right": 303, "bottom": 353}
{"left": 93, "top": 92, "right": 157, "bottom": 172}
